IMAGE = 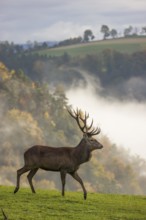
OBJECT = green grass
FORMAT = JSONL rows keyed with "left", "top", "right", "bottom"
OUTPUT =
{"left": 37, "top": 37, "right": 146, "bottom": 57}
{"left": 0, "top": 186, "right": 146, "bottom": 219}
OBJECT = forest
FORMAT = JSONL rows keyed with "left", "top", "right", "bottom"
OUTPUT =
{"left": 0, "top": 61, "right": 146, "bottom": 195}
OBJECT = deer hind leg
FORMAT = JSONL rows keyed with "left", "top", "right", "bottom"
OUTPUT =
{"left": 70, "top": 171, "right": 87, "bottom": 200}
{"left": 60, "top": 171, "right": 66, "bottom": 197}
{"left": 27, "top": 168, "right": 38, "bottom": 193}
{"left": 14, "top": 166, "right": 30, "bottom": 194}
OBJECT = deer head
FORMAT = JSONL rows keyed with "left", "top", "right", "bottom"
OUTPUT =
{"left": 67, "top": 108, "right": 103, "bottom": 151}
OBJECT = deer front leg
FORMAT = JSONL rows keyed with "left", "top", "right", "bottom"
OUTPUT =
{"left": 70, "top": 171, "right": 87, "bottom": 200}
{"left": 60, "top": 170, "right": 66, "bottom": 197}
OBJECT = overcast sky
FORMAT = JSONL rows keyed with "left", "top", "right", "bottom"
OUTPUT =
{"left": 0, "top": 0, "right": 146, "bottom": 43}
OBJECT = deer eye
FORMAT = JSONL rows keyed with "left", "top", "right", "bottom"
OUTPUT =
{"left": 90, "top": 139, "right": 94, "bottom": 142}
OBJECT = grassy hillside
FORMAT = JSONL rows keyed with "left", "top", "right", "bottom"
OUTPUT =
{"left": 38, "top": 37, "right": 146, "bottom": 57}
{"left": 0, "top": 186, "right": 146, "bottom": 220}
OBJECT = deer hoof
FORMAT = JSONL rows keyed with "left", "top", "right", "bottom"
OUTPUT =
{"left": 14, "top": 187, "right": 19, "bottom": 194}
{"left": 84, "top": 193, "right": 87, "bottom": 200}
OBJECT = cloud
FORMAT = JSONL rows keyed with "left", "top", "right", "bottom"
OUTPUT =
{"left": 32, "top": 21, "right": 92, "bottom": 41}
{"left": 0, "top": 0, "right": 146, "bottom": 43}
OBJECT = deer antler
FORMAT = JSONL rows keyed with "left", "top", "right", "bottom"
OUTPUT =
{"left": 67, "top": 107, "right": 100, "bottom": 136}
{"left": 67, "top": 108, "right": 85, "bottom": 133}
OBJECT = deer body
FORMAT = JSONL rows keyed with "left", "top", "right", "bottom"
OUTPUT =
{"left": 14, "top": 109, "right": 103, "bottom": 199}
{"left": 25, "top": 141, "right": 91, "bottom": 172}
{"left": 24, "top": 145, "right": 77, "bottom": 172}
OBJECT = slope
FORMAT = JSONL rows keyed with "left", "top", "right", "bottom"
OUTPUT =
{"left": 0, "top": 186, "right": 146, "bottom": 220}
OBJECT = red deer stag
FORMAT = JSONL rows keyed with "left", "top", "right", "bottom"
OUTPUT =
{"left": 14, "top": 108, "right": 103, "bottom": 199}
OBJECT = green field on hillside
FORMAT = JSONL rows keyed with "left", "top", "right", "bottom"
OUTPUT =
{"left": 0, "top": 186, "right": 146, "bottom": 220}
{"left": 38, "top": 37, "right": 146, "bottom": 57}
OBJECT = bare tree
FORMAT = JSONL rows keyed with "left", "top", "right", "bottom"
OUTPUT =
{"left": 124, "top": 25, "right": 133, "bottom": 37}
{"left": 14, "top": 108, "right": 103, "bottom": 199}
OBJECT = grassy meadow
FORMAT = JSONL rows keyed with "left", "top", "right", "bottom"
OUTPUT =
{"left": 38, "top": 37, "right": 146, "bottom": 57}
{"left": 0, "top": 186, "right": 146, "bottom": 220}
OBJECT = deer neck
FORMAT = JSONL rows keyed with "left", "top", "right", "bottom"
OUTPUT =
{"left": 73, "top": 139, "right": 92, "bottom": 165}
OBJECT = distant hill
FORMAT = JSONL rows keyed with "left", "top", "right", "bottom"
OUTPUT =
{"left": 1, "top": 37, "right": 146, "bottom": 101}
{"left": 36, "top": 37, "right": 146, "bottom": 57}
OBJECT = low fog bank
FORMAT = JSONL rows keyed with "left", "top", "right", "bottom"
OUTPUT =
{"left": 66, "top": 71, "right": 146, "bottom": 158}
